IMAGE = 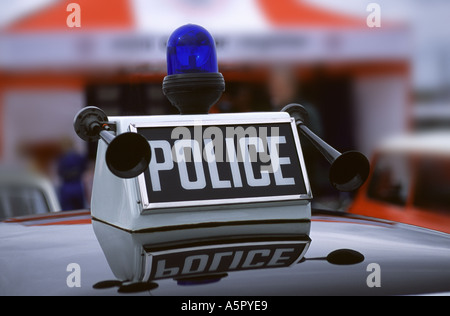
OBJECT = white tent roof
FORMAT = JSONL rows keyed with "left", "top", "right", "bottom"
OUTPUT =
{"left": 0, "top": 0, "right": 411, "bottom": 71}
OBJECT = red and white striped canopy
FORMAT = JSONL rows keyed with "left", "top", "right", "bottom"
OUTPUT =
{"left": 0, "top": 0, "right": 410, "bottom": 71}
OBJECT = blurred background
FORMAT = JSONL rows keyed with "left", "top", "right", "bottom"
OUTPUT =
{"left": 0, "top": 0, "right": 449, "bottom": 228}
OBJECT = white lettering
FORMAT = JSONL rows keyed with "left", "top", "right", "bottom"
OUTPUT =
{"left": 181, "top": 300, "right": 215, "bottom": 313}
{"left": 174, "top": 139, "right": 206, "bottom": 190}
{"left": 154, "top": 260, "right": 179, "bottom": 278}
{"left": 149, "top": 140, "right": 174, "bottom": 191}
{"left": 267, "top": 136, "right": 295, "bottom": 185}
{"left": 146, "top": 126, "right": 296, "bottom": 192}
{"left": 204, "top": 138, "right": 231, "bottom": 188}
{"left": 240, "top": 137, "right": 270, "bottom": 187}
{"left": 229, "top": 250, "right": 244, "bottom": 269}
{"left": 209, "top": 251, "right": 234, "bottom": 271}
{"left": 225, "top": 137, "right": 243, "bottom": 187}
{"left": 267, "top": 248, "right": 296, "bottom": 266}
{"left": 182, "top": 254, "right": 209, "bottom": 274}
{"left": 241, "top": 249, "right": 270, "bottom": 268}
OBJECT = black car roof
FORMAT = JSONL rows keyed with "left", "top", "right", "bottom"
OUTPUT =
{"left": 1, "top": 209, "right": 450, "bottom": 296}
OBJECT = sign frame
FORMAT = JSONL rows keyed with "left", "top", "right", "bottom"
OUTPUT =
{"left": 130, "top": 116, "right": 312, "bottom": 212}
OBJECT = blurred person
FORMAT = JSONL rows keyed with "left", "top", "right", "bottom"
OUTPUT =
{"left": 267, "top": 66, "right": 329, "bottom": 201}
{"left": 268, "top": 66, "right": 323, "bottom": 134}
{"left": 213, "top": 91, "right": 233, "bottom": 113}
{"left": 18, "top": 141, "right": 62, "bottom": 180}
{"left": 215, "top": 84, "right": 258, "bottom": 113}
{"left": 56, "top": 137, "right": 87, "bottom": 211}
{"left": 232, "top": 85, "right": 254, "bottom": 112}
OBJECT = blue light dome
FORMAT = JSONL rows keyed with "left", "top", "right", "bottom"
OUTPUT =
{"left": 166, "top": 24, "right": 219, "bottom": 75}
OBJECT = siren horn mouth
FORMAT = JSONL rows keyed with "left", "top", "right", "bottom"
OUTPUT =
{"left": 105, "top": 132, "right": 151, "bottom": 179}
{"left": 328, "top": 151, "right": 370, "bottom": 192}
{"left": 282, "top": 103, "right": 370, "bottom": 192}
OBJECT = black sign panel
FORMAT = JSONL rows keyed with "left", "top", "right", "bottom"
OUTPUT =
{"left": 136, "top": 120, "right": 309, "bottom": 209}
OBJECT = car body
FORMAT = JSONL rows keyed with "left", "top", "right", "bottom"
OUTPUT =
{"left": 3, "top": 112, "right": 450, "bottom": 297}
{"left": 0, "top": 167, "right": 61, "bottom": 221}
{"left": 349, "top": 131, "right": 450, "bottom": 234}
{"left": 1, "top": 209, "right": 450, "bottom": 296}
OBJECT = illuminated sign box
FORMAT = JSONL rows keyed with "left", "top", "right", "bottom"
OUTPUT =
{"left": 89, "top": 112, "right": 312, "bottom": 231}
{"left": 132, "top": 116, "right": 311, "bottom": 211}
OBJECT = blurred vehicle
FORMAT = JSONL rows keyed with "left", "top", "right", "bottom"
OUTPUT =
{"left": 349, "top": 131, "right": 450, "bottom": 233}
{"left": 0, "top": 167, "right": 61, "bottom": 220}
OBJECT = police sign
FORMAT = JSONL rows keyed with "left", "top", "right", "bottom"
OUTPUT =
{"left": 132, "top": 115, "right": 311, "bottom": 211}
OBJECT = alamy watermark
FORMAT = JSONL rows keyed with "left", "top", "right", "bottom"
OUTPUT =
{"left": 366, "top": 3, "right": 382, "bottom": 28}
{"left": 66, "top": 263, "right": 81, "bottom": 288}
{"left": 66, "top": 3, "right": 81, "bottom": 28}
{"left": 66, "top": 2, "right": 382, "bottom": 29}
{"left": 168, "top": 124, "right": 281, "bottom": 166}
{"left": 366, "top": 263, "right": 381, "bottom": 288}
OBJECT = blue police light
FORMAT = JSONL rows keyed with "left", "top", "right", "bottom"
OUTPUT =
{"left": 166, "top": 24, "right": 218, "bottom": 75}
{"left": 162, "top": 24, "right": 225, "bottom": 114}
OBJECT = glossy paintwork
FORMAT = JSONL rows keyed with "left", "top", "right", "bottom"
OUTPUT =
{"left": 1, "top": 210, "right": 450, "bottom": 296}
